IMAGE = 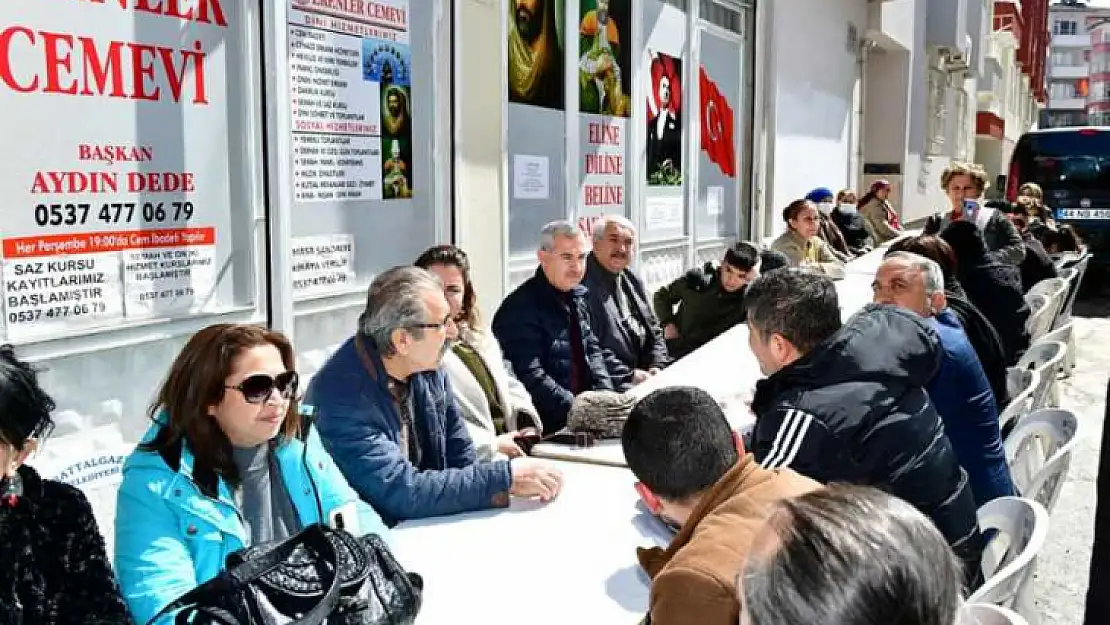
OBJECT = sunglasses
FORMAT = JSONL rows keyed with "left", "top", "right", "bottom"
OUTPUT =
{"left": 225, "top": 371, "right": 299, "bottom": 404}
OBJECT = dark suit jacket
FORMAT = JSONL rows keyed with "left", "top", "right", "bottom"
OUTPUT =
{"left": 583, "top": 253, "right": 670, "bottom": 371}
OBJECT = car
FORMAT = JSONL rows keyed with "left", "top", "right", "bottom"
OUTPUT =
{"left": 1006, "top": 126, "right": 1110, "bottom": 263}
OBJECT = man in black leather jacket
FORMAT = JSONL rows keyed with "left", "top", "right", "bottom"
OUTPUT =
{"left": 744, "top": 270, "right": 985, "bottom": 589}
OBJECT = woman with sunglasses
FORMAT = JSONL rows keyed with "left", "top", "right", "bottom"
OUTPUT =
{"left": 114, "top": 324, "right": 389, "bottom": 624}
{"left": 415, "top": 245, "right": 543, "bottom": 460}
{"left": 0, "top": 345, "right": 133, "bottom": 625}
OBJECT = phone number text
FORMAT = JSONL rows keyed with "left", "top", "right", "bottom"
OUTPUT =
{"left": 33, "top": 201, "right": 195, "bottom": 227}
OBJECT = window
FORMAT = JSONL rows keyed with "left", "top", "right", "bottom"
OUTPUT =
{"left": 700, "top": 0, "right": 743, "bottom": 34}
{"left": 1050, "top": 80, "right": 1088, "bottom": 99}
{"left": 1054, "top": 20, "right": 1078, "bottom": 36}
{"left": 0, "top": 0, "right": 261, "bottom": 345}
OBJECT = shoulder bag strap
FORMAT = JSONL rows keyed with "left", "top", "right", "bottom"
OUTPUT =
{"left": 150, "top": 524, "right": 344, "bottom": 625}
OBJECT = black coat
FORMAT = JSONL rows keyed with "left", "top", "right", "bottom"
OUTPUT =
{"left": 493, "top": 268, "right": 633, "bottom": 431}
{"left": 830, "top": 207, "right": 874, "bottom": 253}
{"left": 957, "top": 258, "right": 1031, "bottom": 366}
{"left": 947, "top": 292, "right": 1010, "bottom": 407}
{"left": 582, "top": 254, "right": 670, "bottom": 371}
{"left": 0, "top": 465, "right": 132, "bottom": 625}
{"left": 1018, "top": 235, "right": 1059, "bottom": 293}
{"left": 1084, "top": 375, "right": 1110, "bottom": 624}
{"left": 750, "top": 304, "right": 985, "bottom": 588}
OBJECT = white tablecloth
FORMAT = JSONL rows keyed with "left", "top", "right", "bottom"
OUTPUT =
{"left": 390, "top": 461, "right": 670, "bottom": 624}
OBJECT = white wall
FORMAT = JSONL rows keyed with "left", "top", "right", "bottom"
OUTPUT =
{"left": 766, "top": 0, "right": 869, "bottom": 234}
{"left": 455, "top": 0, "right": 507, "bottom": 324}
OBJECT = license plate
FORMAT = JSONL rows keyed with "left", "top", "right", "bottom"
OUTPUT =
{"left": 1059, "top": 208, "right": 1110, "bottom": 219}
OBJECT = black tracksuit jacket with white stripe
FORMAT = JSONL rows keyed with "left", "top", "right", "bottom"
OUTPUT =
{"left": 750, "top": 303, "right": 986, "bottom": 589}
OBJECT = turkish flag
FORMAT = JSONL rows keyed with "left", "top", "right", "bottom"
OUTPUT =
{"left": 699, "top": 67, "right": 736, "bottom": 178}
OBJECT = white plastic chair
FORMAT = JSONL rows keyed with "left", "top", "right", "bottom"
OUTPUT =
{"left": 999, "top": 368, "right": 1039, "bottom": 438}
{"left": 1026, "top": 277, "right": 1068, "bottom": 329}
{"left": 1004, "top": 408, "right": 1079, "bottom": 514}
{"left": 1054, "top": 262, "right": 1084, "bottom": 329}
{"left": 968, "top": 497, "right": 1050, "bottom": 625}
{"left": 1014, "top": 341, "right": 1067, "bottom": 411}
{"left": 1023, "top": 293, "right": 1054, "bottom": 342}
{"left": 1037, "top": 321, "right": 1075, "bottom": 385}
{"left": 962, "top": 603, "right": 1028, "bottom": 625}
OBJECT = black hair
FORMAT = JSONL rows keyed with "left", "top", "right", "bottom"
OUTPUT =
{"left": 621, "top": 386, "right": 738, "bottom": 501}
{"left": 984, "top": 199, "right": 1015, "bottom": 214}
{"left": 782, "top": 199, "right": 812, "bottom": 223}
{"left": 0, "top": 344, "right": 56, "bottom": 450}
{"left": 743, "top": 270, "right": 841, "bottom": 354}
{"left": 722, "top": 241, "right": 760, "bottom": 272}
{"left": 887, "top": 235, "right": 959, "bottom": 284}
{"left": 742, "top": 485, "right": 963, "bottom": 625}
{"left": 938, "top": 220, "right": 988, "bottom": 262}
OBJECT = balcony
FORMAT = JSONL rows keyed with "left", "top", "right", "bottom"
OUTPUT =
{"left": 1051, "top": 63, "right": 1091, "bottom": 79}
{"left": 1048, "top": 96, "right": 1087, "bottom": 110}
{"left": 1053, "top": 34, "right": 1092, "bottom": 48}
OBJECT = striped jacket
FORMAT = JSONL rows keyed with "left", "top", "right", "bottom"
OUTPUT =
{"left": 750, "top": 304, "right": 986, "bottom": 590}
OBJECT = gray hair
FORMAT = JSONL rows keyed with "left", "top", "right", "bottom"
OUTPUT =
{"left": 539, "top": 219, "right": 585, "bottom": 252}
{"left": 359, "top": 266, "right": 443, "bottom": 356}
{"left": 591, "top": 214, "right": 637, "bottom": 242}
{"left": 885, "top": 251, "right": 945, "bottom": 295}
{"left": 741, "top": 485, "right": 964, "bottom": 625}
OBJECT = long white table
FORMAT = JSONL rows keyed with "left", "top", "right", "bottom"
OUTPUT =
{"left": 390, "top": 460, "right": 670, "bottom": 624}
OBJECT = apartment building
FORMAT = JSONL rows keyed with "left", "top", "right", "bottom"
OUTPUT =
{"left": 1044, "top": 0, "right": 1110, "bottom": 127}
{"left": 974, "top": 0, "right": 1049, "bottom": 183}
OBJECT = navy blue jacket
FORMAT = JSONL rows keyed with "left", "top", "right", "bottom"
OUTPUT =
{"left": 304, "top": 336, "right": 512, "bottom": 526}
{"left": 582, "top": 253, "right": 670, "bottom": 372}
{"left": 927, "top": 309, "right": 1015, "bottom": 507}
{"left": 492, "top": 268, "right": 633, "bottom": 431}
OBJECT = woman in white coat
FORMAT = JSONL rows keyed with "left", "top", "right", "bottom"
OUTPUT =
{"left": 416, "top": 245, "right": 543, "bottom": 460}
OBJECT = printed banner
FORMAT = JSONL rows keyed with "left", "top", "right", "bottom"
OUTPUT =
{"left": 289, "top": 0, "right": 413, "bottom": 201}
{"left": 508, "top": 0, "right": 566, "bottom": 110}
{"left": 0, "top": 0, "right": 238, "bottom": 340}
{"left": 645, "top": 51, "right": 683, "bottom": 187}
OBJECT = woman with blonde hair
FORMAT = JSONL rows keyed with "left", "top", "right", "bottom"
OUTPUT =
{"left": 923, "top": 161, "right": 1024, "bottom": 265}
{"left": 416, "top": 245, "right": 543, "bottom": 459}
{"left": 114, "top": 324, "right": 389, "bottom": 624}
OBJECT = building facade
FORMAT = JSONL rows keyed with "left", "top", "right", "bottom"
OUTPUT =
{"left": 974, "top": 0, "right": 1048, "bottom": 185}
{"left": 1043, "top": 0, "right": 1110, "bottom": 127}
{"left": 0, "top": 0, "right": 987, "bottom": 536}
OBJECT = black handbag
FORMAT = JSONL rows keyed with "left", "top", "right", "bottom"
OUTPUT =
{"left": 148, "top": 523, "right": 423, "bottom": 625}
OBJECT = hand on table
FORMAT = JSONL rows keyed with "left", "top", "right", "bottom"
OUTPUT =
{"left": 495, "top": 433, "right": 526, "bottom": 458}
{"left": 663, "top": 324, "right": 679, "bottom": 340}
{"left": 509, "top": 458, "right": 563, "bottom": 502}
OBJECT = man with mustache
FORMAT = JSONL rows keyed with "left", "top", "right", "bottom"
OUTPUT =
{"left": 508, "top": 0, "right": 564, "bottom": 107}
{"left": 493, "top": 221, "right": 635, "bottom": 432}
{"left": 583, "top": 215, "right": 670, "bottom": 382}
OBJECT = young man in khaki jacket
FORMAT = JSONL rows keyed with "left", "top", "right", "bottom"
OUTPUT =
{"left": 623, "top": 386, "right": 820, "bottom": 625}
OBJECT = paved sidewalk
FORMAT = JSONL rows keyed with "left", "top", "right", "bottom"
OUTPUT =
{"left": 1034, "top": 289, "right": 1109, "bottom": 625}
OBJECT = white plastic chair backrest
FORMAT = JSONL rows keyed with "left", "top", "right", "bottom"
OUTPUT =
{"left": 1023, "top": 294, "right": 1054, "bottom": 341}
{"left": 961, "top": 603, "right": 1029, "bottom": 625}
{"left": 1027, "top": 277, "right": 1068, "bottom": 326}
{"left": 968, "top": 497, "right": 1050, "bottom": 610}
{"left": 1056, "top": 264, "right": 1084, "bottom": 327}
{"left": 1015, "top": 341, "right": 1067, "bottom": 409}
{"left": 1004, "top": 408, "right": 1079, "bottom": 512}
{"left": 1000, "top": 367, "right": 1039, "bottom": 434}
{"left": 1037, "top": 322, "right": 1074, "bottom": 369}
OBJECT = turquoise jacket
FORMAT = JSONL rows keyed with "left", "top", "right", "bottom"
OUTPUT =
{"left": 114, "top": 421, "right": 389, "bottom": 624}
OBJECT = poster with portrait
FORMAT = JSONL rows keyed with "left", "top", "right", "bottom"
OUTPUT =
{"left": 364, "top": 39, "right": 414, "bottom": 199}
{"left": 508, "top": 0, "right": 566, "bottom": 110}
{"left": 578, "top": 0, "right": 631, "bottom": 117}
{"left": 646, "top": 51, "right": 683, "bottom": 186}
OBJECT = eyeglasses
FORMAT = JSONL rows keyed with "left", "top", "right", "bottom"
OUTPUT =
{"left": 407, "top": 315, "right": 453, "bottom": 332}
{"left": 225, "top": 371, "right": 299, "bottom": 404}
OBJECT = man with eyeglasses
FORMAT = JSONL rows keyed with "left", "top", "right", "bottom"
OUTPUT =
{"left": 305, "top": 266, "right": 564, "bottom": 525}
{"left": 493, "top": 220, "right": 634, "bottom": 433}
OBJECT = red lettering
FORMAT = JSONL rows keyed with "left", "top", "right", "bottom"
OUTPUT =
{"left": 130, "top": 43, "right": 159, "bottom": 100}
{"left": 80, "top": 38, "right": 126, "bottom": 97}
{"left": 30, "top": 171, "right": 119, "bottom": 194}
{"left": 587, "top": 123, "right": 621, "bottom": 145}
{"left": 0, "top": 27, "right": 38, "bottom": 92}
{"left": 83, "top": 0, "right": 228, "bottom": 27}
{"left": 126, "top": 172, "right": 196, "bottom": 192}
{"left": 583, "top": 184, "right": 623, "bottom": 206}
{"left": 41, "top": 32, "right": 78, "bottom": 94}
